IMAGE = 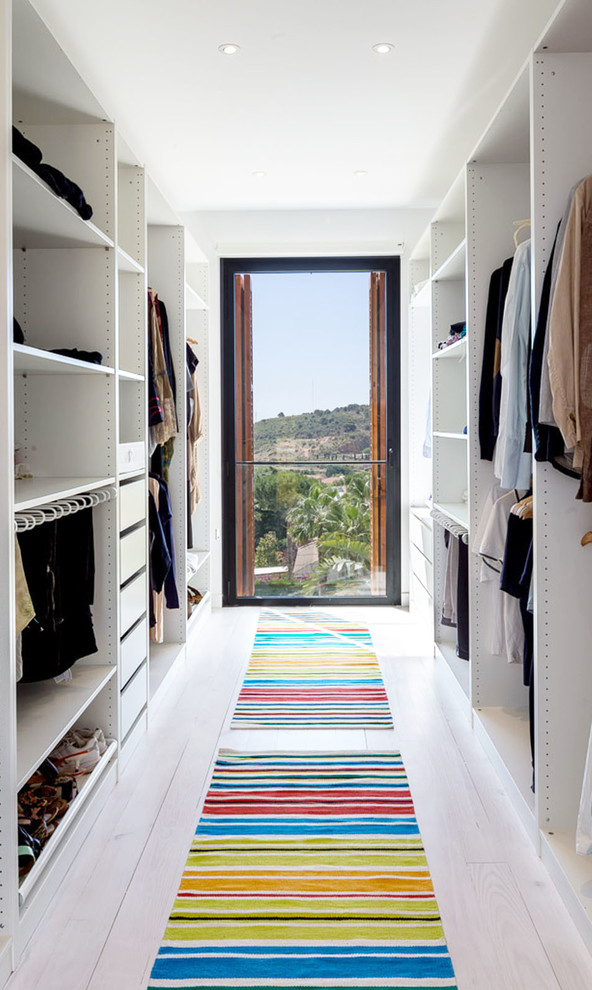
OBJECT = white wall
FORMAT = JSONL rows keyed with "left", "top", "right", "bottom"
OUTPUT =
{"left": 182, "top": 206, "right": 434, "bottom": 606}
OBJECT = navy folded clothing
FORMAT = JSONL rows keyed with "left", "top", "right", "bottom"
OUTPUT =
{"left": 12, "top": 126, "right": 42, "bottom": 168}
{"left": 12, "top": 126, "right": 94, "bottom": 221}
{"left": 51, "top": 348, "right": 103, "bottom": 364}
{"left": 35, "top": 164, "right": 93, "bottom": 221}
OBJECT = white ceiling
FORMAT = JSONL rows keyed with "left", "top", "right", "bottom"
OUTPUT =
{"left": 32, "top": 0, "right": 559, "bottom": 216}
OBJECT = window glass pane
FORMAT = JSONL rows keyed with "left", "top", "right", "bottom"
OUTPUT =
{"left": 236, "top": 463, "right": 386, "bottom": 599}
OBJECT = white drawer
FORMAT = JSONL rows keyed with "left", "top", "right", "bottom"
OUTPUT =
{"left": 410, "top": 571, "right": 433, "bottom": 614}
{"left": 120, "top": 662, "right": 147, "bottom": 739}
{"left": 120, "top": 615, "right": 147, "bottom": 687}
{"left": 118, "top": 441, "right": 146, "bottom": 474}
{"left": 120, "top": 525, "right": 146, "bottom": 585}
{"left": 410, "top": 510, "right": 433, "bottom": 562}
{"left": 410, "top": 543, "right": 433, "bottom": 594}
{"left": 120, "top": 571, "right": 146, "bottom": 637}
{"left": 120, "top": 479, "right": 146, "bottom": 532}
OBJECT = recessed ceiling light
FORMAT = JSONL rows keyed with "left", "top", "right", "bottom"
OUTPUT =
{"left": 353, "top": 170, "right": 368, "bottom": 177}
{"left": 218, "top": 43, "right": 240, "bottom": 55}
{"left": 372, "top": 42, "right": 393, "bottom": 54}
{"left": 252, "top": 170, "right": 266, "bottom": 178}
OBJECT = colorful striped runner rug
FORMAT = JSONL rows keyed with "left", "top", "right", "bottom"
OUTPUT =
{"left": 231, "top": 609, "right": 393, "bottom": 728}
{"left": 148, "top": 751, "right": 458, "bottom": 989}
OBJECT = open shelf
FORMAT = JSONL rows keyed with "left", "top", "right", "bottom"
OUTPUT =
{"left": 540, "top": 829, "right": 592, "bottom": 951}
{"left": 473, "top": 706, "right": 535, "bottom": 833}
{"left": 410, "top": 280, "right": 430, "bottom": 308}
{"left": 433, "top": 431, "right": 467, "bottom": 440}
{"left": 187, "top": 591, "right": 211, "bottom": 634}
{"left": 118, "top": 369, "right": 145, "bottom": 382}
{"left": 18, "top": 740, "right": 117, "bottom": 903}
{"left": 432, "top": 336, "right": 467, "bottom": 360}
{"left": 432, "top": 501, "right": 469, "bottom": 528}
{"left": 186, "top": 550, "right": 210, "bottom": 581}
{"left": 185, "top": 283, "right": 209, "bottom": 311}
{"left": 16, "top": 665, "right": 116, "bottom": 788}
{"left": 117, "top": 246, "right": 144, "bottom": 274}
{"left": 435, "top": 639, "right": 470, "bottom": 699}
{"left": 149, "top": 641, "right": 185, "bottom": 702}
{"left": 432, "top": 238, "right": 466, "bottom": 282}
{"left": 15, "top": 476, "right": 116, "bottom": 511}
{"left": 12, "top": 157, "right": 114, "bottom": 250}
{"left": 13, "top": 344, "right": 114, "bottom": 376}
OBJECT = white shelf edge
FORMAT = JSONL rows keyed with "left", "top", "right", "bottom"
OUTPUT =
{"left": 187, "top": 591, "right": 211, "bottom": 633}
{"left": 13, "top": 343, "right": 115, "bottom": 376}
{"left": 431, "top": 238, "right": 467, "bottom": 282}
{"left": 118, "top": 467, "right": 146, "bottom": 482}
{"left": 15, "top": 476, "right": 116, "bottom": 511}
{"left": 473, "top": 706, "right": 536, "bottom": 840}
{"left": 117, "top": 246, "right": 144, "bottom": 274}
{"left": 16, "top": 665, "right": 117, "bottom": 788}
{"left": 432, "top": 337, "right": 467, "bottom": 360}
{"left": 18, "top": 740, "right": 118, "bottom": 903}
{"left": 410, "top": 281, "right": 430, "bottom": 308}
{"left": 540, "top": 829, "right": 592, "bottom": 955}
{"left": 434, "top": 640, "right": 470, "bottom": 700}
{"left": 186, "top": 550, "right": 211, "bottom": 581}
{"left": 432, "top": 501, "right": 469, "bottom": 528}
{"left": 12, "top": 156, "right": 114, "bottom": 250}
{"left": 433, "top": 431, "right": 468, "bottom": 440}
{"left": 118, "top": 369, "right": 145, "bottom": 382}
{"left": 185, "top": 282, "right": 209, "bottom": 311}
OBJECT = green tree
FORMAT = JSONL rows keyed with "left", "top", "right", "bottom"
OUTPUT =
{"left": 254, "top": 468, "right": 312, "bottom": 545}
{"left": 255, "top": 531, "right": 283, "bottom": 567}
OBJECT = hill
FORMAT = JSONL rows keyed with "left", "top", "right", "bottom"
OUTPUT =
{"left": 254, "top": 404, "right": 370, "bottom": 460}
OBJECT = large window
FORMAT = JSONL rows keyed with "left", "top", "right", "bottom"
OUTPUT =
{"left": 222, "top": 257, "right": 400, "bottom": 606}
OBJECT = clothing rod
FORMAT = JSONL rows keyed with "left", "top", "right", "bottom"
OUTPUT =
{"left": 430, "top": 508, "right": 469, "bottom": 544}
{"left": 14, "top": 486, "right": 118, "bottom": 532}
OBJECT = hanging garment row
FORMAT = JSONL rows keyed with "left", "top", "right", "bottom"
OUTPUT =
{"left": 147, "top": 289, "right": 179, "bottom": 642}
{"left": 436, "top": 514, "right": 469, "bottom": 662}
{"left": 17, "top": 505, "right": 100, "bottom": 685}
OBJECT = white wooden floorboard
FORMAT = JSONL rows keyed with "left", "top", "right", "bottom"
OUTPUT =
{"left": 5, "top": 604, "right": 592, "bottom": 990}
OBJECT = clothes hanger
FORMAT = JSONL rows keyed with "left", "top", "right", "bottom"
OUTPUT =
{"left": 510, "top": 491, "right": 533, "bottom": 519}
{"left": 187, "top": 337, "right": 199, "bottom": 347}
{"left": 513, "top": 219, "right": 531, "bottom": 249}
{"left": 581, "top": 531, "right": 592, "bottom": 546}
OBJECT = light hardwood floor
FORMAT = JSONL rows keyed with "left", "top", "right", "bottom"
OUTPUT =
{"left": 7, "top": 604, "right": 592, "bottom": 990}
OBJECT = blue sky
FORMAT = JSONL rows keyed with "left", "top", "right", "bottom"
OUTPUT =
{"left": 250, "top": 271, "right": 371, "bottom": 422}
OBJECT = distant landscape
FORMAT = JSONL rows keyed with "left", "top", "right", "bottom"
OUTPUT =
{"left": 253, "top": 403, "right": 370, "bottom": 462}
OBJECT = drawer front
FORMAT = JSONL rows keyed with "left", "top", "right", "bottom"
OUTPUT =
{"left": 410, "top": 572, "right": 433, "bottom": 614}
{"left": 121, "top": 662, "right": 147, "bottom": 739}
{"left": 118, "top": 442, "right": 146, "bottom": 474}
{"left": 120, "top": 525, "right": 146, "bottom": 585}
{"left": 120, "top": 615, "right": 147, "bottom": 687}
{"left": 120, "top": 571, "right": 146, "bottom": 637}
{"left": 410, "top": 543, "right": 433, "bottom": 594}
{"left": 410, "top": 511, "right": 433, "bottom": 562}
{"left": 120, "top": 479, "right": 146, "bottom": 532}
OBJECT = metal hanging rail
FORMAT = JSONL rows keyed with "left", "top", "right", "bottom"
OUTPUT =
{"left": 430, "top": 507, "right": 469, "bottom": 544}
{"left": 14, "top": 486, "right": 118, "bottom": 532}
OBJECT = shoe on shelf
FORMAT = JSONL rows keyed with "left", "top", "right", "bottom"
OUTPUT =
{"left": 50, "top": 727, "right": 112, "bottom": 777}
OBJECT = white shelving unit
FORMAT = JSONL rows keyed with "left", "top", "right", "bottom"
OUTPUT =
{"left": 0, "top": 2, "right": 212, "bottom": 980}
{"left": 409, "top": 0, "right": 592, "bottom": 955}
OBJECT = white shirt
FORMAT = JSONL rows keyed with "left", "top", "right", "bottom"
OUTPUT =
{"left": 494, "top": 239, "right": 532, "bottom": 489}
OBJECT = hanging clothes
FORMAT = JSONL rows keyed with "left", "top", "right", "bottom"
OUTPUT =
{"left": 479, "top": 257, "right": 513, "bottom": 460}
{"left": 440, "top": 529, "right": 469, "bottom": 661}
{"left": 15, "top": 539, "right": 35, "bottom": 682}
{"left": 186, "top": 342, "right": 203, "bottom": 547}
{"left": 148, "top": 473, "right": 179, "bottom": 643}
{"left": 18, "top": 509, "right": 97, "bottom": 682}
{"left": 473, "top": 487, "right": 525, "bottom": 664}
{"left": 494, "top": 239, "right": 532, "bottom": 489}
{"left": 148, "top": 289, "right": 178, "bottom": 449}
